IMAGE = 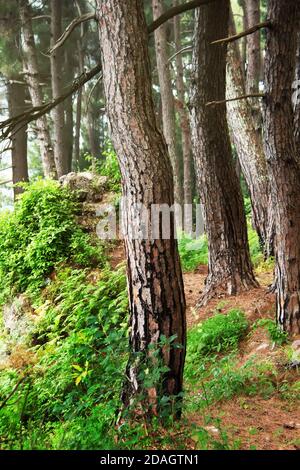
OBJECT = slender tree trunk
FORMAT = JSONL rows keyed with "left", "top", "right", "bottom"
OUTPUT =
{"left": 244, "top": 0, "right": 262, "bottom": 131}
{"left": 97, "top": 0, "right": 186, "bottom": 416}
{"left": 226, "top": 13, "right": 274, "bottom": 258}
{"left": 152, "top": 0, "right": 182, "bottom": 205}
{"left": 50, "top": 0, "right": 67, "bottom": 177}
{"left": 19, "top": 0, "right": 57, "bottom": 179}
{"left": 7, "top": 82, "right": 29, "bottom": 199}
{"left": 64, "top": 47, "right": 74, "bottom": 173}
{"left": 190, "top": 0, "right": 258, "bottom": 305}
{"left": 262, "top": 0, "right": 300, "bottom": 335}
{"left": 245, "top": 0, "right": 261, "bottom": 94}
{"left": 173, "top": 1, "right": 193, "bottom": 233}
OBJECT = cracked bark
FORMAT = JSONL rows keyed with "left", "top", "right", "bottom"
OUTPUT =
{"left": 262, "top": 0, "right": 300, "bottom": 335}
{"left": 190, "top": 0, "right": 258, "bottom": 305}
{"left": 226, "top": 12, "right": 274, "bottom": 258}
{"left": 97, "top": 0, "right": 186, "bottom": 416}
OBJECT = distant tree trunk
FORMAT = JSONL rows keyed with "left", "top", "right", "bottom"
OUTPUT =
{"left": 173, "top": 1, "right": 193, "bottom": 232}
{"left": 244, "top": 0, "right": 262, "bottom": 131}
{"left": 50, "top": 0, "right": 67, "bottom": 177}
{"left": 152, "top": 0, "right": 182, "bottom": 205}
{"left": 19, "top": 0, "right": 57, "bottom": 179}
{"left": 7, "top": 82, "right": 29, "bottom": 199}
{"left": 74, "top": 41, "right": 84, "bottom": 171}
{"left": 64, "top": 47, "right": 74, "bottom": 173}
{"left": 226, "top": 12, "right": 274, "bottom": 258}
{"left": 190, "top": 0, "right": 258, "bottom": 305}
{"left": 263, "top": 0, "right": 300, "bottom": 335}
{"left": 97, "top": 0, "right": 186, "bottom": 416}
{"left": 245, "top": 0, "right": 261, "bottom": 94}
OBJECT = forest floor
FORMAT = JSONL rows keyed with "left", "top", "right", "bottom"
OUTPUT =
{"left": 110, "top": 243, "right": 300, "bottom": 450}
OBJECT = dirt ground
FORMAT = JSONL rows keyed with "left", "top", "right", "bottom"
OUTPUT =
{"left": 109, "top": 242, "right": 300, "bottom": 450}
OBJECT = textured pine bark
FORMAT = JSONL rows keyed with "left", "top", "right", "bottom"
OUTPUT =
{"left": 50, "top": 0, "right": 67, "bottom": 177}
{"left": 19, "top": 0, "right": 57, "bottom": 179}
{"left": 152, "top": 0, "right": 183, "bottom": 205}
{"left": 294, "top": 33, "right": 300, "bottom": 153}
{"left": 226, "top": 14, "right": 274, "bottom": 258}
{"left": 7, "top": 82, "right": 29, "bottom": 199}
{"left": 97, "top": 0, "right": 186, "bottom": 416}
{"left": 245, "top": 0, "right": 261, "bottom": 95}
{"left": 263, "top": 0, "right": 300, "bottom": 335}
{"left": 190, "top": 0, "right": 258, "bottom": 305}
{"left": 173, "top": 1, "right": 193, "bottom": 232}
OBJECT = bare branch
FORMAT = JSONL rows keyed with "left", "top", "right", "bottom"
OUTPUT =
{"left": 147, "top": 0, "right": 216, "bottom": 34}
{"left": 49, "top": 12, "right": 96, "bottom": 54}
{"left": 0, "top": 64, "right": 102, "bottom": 140}
{"left": 168, "top": 45, "right": 192, "bottom": 63}
{"left": 206, "top": 93, "right": 265, "bottom": 107}
{"left": 211, "top": 20, "right": 272, "bottom": 46}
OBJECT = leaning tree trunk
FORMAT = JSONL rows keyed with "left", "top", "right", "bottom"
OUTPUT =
{"left": 96, "top": 0, "right": 186, "bottom": 416}
{"left": 173, "top": 1, "right": 193, "bottom": 233}
{"left": 152, "top": 0, "right": 182, "bottom": 205}
{"left": 7, "top": 81, "right": 29, "bottom": 199}
{"left": 190, "top": 0, "right": 258, "bottom": 305}
{"left": 262, "top": 0, "right": 300, "bottom": 335}
{"left": 50, "top": 0, "right": 67, "bottom": 177}
{"left": 19, "top": 0, "right": 57, "bottom": 179}
{"left": 226, "top": 14, "right": 274, "bottom": 258}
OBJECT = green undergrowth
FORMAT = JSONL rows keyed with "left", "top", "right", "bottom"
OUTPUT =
{"left": 0, "top": 180, "right": 104, "bottom": 304}
{"left": 178, "top": 223, "right": 275, "bottom": 273}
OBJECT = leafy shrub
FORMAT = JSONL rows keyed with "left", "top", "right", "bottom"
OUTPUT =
{"left": 99, "top": 141, "right": 121, "bottom": 192}
{"left": 0, "top": 265, "right": 128, "bottom": 449}
{"left": 253, "top": 319, "right": 288, "bottom": 346}
{"left": 0, "top": 180, "right": 101, "bottom": 301}
{"left": 186, "top": 309, "right": 248, "bottom": 360}
{"left": 178, "top": 234, "right": 208, "bottom": 271}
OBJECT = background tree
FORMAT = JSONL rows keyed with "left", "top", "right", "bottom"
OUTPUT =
{"left": 190, "top": 0, "right": 258, "bottom": 304}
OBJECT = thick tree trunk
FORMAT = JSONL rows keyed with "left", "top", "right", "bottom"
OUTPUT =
{"left": 50, "top": 0, "right": 67, "bottom": 177}
{"left": 262, "top": 0, "right": 300, "bottom": 335}
{"left": 7, "top": 82, "right": 29, "bottom": 199}
{"left": 190, "top": 0, "right": 258, "bottom": 305}
{"left": 152, "top": 0, "right": 182, "bottom": 205}
{"left": 294, "top": 33, "right": 300, "bottom": 152}
{"left": 226, "top": 15, "right": 274, "bottom": 258}
{"left": 19, "top": 0, "right": 57, "bottom": 179}
{"left": 173, "top": 1, "right": 193, "bottom": 233}
{"left": 97, "top": 0, "right": 186, "bottom": 416}
{"left": 244, "top": 0, "right": 262, "bottom": 131}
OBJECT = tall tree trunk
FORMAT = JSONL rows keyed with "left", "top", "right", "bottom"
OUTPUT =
{"left": 50, "top": 0, "right": 67, "bottom": 177}
{"left": 294, "top": 33, "right": 300, "bottom": 152}
{"left": 152, "top": 0, "right": 182, "bottom": 205}
{"left": 19, "top": 0, "right": 57, "bottom": 179}
{"left": 7, "top": 82, "right": 29, "bottom": 199}
{"left": 97, "top": 0, "right": 186, "bottom": 416}
{"left": 190, "top": 0, "right": 258, "bottom": 305}
{"left": 226, "top": 13, "right": 274, "bottom": 258}
{"left": 245, "top": 0, "right": 261, "bottom": 94}
{"left": 64, "top": 47, "right": 74, "bottom": 173}
{"left": 262, "top": 0, "right": 300, "bottom": 335}
{"left": 244, "top": 0, "right": 262, "bottom": 131}
{"left": 173, "top": 1, "right": 193, "bottom": 233}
